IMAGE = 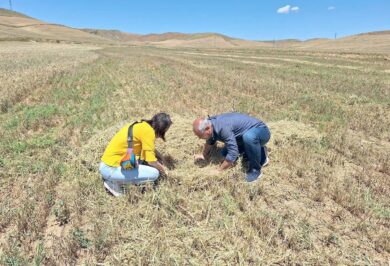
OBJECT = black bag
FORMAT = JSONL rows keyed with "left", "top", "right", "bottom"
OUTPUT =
{"left": 120, "top": 121, "right": 140, "bottom": 170}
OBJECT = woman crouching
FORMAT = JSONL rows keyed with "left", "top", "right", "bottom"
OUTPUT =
{"left": 99, "top": 112, "right": 172, "bottom": 196}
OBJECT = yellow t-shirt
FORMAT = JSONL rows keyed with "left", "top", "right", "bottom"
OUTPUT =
{"left": 101, "top": 121, "right": 157, "bottom": 167}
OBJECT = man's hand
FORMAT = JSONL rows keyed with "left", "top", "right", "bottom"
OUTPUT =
{"left": 194, "top": 153, "right": 205, "bottom": 162}
{"left": 194, "top": 153, "right": 208, "bottom": 167}
{"left": 219, "top": 160, "right": 234, "bottom": 171}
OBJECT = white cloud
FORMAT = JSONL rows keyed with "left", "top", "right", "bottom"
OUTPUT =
{"left": 277, "top": 5, "right": 299, "bottom": 14}
{"left": 328, "top": 6, "right": 335, "bottom": 10}
{"left": 277, "top": 5, "right": 291, "bottom": 14}
{"left": 291, "top": 6, "right": 300, "bottom": 12}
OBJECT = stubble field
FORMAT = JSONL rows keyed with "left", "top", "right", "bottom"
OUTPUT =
{"left": 0, "top": 42, "right": 389, "bottom": 265}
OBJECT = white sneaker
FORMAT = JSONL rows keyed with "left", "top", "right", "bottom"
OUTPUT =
{"left": 103, "top": 180, "right": 123, "bottom": 197}
{"left": 262, "top": 146, "right": 269, "bottom": 167}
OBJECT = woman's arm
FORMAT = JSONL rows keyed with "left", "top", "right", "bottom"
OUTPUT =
{"left": 148, "top": 161, "right": 167, "bottom": 174}
{"left": 155, "top": 149, "right": 163, "bottom": 163}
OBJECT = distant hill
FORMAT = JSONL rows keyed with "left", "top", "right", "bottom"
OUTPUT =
{"left": 83, "top": 27, "right": 390, "bottom": 52}
{"left": 1, "top": 8, "right": 389, "bottom": 52}
{"left": 0, "top": 8, "right": 112, "bottom": 44}
{"left": 291, "top": 31, "right": 390, "bottom": 52}
{"left": 140, "top": 32, "right": 232, "bottom": 42}
{"left": 82, "top": 29, "right": 272, "bottom": 48}
{"left": 81, "top": 29, "right": 232, "bottom": 42}
{"left": 356, "top": 30, "right": 390, "bottom": 36}
{"left": 263, "top": 32, "right": 390, "bottom": 52}
{"left": 81, "top": 29, "right": 141, "bottom": 42}
{"left": 0, "top": 8, "right": 32, "bottom": 18}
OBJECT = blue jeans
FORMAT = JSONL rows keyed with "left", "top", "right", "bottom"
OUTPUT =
{"left": 99, "top": 162, "right": 159, "bottom": 184}
{"left": 222, "top": 126, "right": 270, "bottom": 171}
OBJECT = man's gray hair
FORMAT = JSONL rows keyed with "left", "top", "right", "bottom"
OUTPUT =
{"left": 198, "top": 118, "right": 211, "bottom": 133}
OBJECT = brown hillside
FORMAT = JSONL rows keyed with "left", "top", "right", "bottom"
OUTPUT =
{"left": 294, "top": 31, "right": 390, "bottom": 52}
{"left": 0, "top": 8, "right": 112, "bottom": 44}
{"left": 0, "top": 8, "right": 32, "bottom": 18}
{"left": 153, "top": 35, "right": 271, "bottom": 48}
{"left": 82, "top": 29, "right": 271, "bottom": 48}
{"left": 82, "top": 30, "right": 235, "bottom": 43}
{"left": 1, "top": 9, "right": 389, "bottom": 51}
{"left": 81, "top": 29, "right": 142, "bottom": 42}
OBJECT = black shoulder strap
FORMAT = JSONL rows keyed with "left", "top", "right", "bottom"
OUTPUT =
{"left": 208, "top": 114, "right": 216, "bottom": 120}
{"left": 127, "top": 121, "right": 139, "bottom": 149}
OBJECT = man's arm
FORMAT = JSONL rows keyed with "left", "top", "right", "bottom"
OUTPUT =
{"left": 219, "top": 159, "right": 234, "bottom": 170}
{"left": 202, "top": 143, "right": 213, "bottom": 159}
{"left": 219, "top": 128, "right": 239, "bottom": 171}
{"left": 194, "top": 143, "right": 213, "bottom": 161}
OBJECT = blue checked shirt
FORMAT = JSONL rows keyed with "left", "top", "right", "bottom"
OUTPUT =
{"left": 206, "top": 112, "right": 267, "bottom": 162}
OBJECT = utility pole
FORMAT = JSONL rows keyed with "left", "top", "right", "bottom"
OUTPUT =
{"left": 334, "top": 32, "right": 337, "bottom": 39}
{"left": 9, "top": 0, "right": 13, "bottom": 10}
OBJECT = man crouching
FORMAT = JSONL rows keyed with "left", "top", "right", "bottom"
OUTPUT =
{"left": 193, "top": 112, "right": 270, "bottom": 182}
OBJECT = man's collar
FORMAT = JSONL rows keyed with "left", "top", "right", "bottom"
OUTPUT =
{"left": 210, "top": 121, "right": 216, "bottom": 140}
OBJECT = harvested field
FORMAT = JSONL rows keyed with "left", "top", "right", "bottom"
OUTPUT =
{"left": 0, "top": 42, "right": 99, "bottom": 112}
{"left": 0, "top": 43, "right": 389, "bottom": 264}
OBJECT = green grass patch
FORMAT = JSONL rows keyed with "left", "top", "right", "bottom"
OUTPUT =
{"left": 28, "top": 134, "right": 57, "bottom": 149}
{"left": 21, "top": 104, "right": 59, "bottom": 129}
{"left": 3, "top": 116, "right": 20, "bottom": 131}
{"left": 7, "top": 140, "right": 28, "bottom": 154}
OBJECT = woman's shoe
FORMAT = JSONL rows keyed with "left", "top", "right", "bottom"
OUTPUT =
{"left": 103, "top": 180, "right": 123, "bottom": 197}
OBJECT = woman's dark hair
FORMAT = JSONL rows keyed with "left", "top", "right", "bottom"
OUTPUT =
{"left": 143, "top": 112, "right": 172, "bottom": 141}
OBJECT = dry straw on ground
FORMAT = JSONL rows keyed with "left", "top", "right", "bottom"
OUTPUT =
{"left": 0, "top": 42, "right": 389, "bottom": 265}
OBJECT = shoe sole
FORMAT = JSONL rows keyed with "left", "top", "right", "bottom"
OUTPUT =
{"left": 262, "top": 146, "right": 269, "bottom": 167}
{"left": 103, "top": 181, "right": 123, "bottom": 197}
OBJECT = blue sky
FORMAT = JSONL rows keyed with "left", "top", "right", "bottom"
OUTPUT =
{"left": 1, "top": 0, "right": 389, "bottom": 40}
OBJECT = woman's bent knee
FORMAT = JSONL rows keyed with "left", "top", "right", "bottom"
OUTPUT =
{"left": 139, "top": 165, "right": 160, "bottom": 181}
{"left": 149, "top": 167, "right": 160, "bottom": 181}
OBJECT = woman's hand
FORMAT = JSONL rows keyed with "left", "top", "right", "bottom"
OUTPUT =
{"left": 149, "top": 161, "right": 167, "bottom": 175}
{"left": 159, "top": 164, "right": 167, "bottom": 173}
{"left": 158, "top": 164, "right": 169, "bottom": 179}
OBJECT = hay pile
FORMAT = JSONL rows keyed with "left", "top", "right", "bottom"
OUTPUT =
{"left": 75, "top": 115, "right": 322, "bottom": 183}
{"left": 49, "top": 115, "right": 387, "bottom": 264}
